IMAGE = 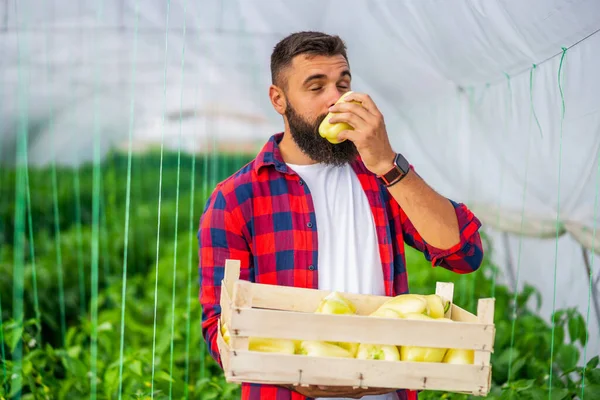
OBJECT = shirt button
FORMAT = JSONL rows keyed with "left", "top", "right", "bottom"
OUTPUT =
{"left": 307, "top": 222, "right": 313, "bottom": 228}
{"left": 308, "top": 265, "right": 315, "bottom": 270}
{"left": 299, "top": 180, "right": 304, "bottom": 185}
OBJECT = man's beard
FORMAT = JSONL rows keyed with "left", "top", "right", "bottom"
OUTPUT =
{"left": 285, "top": 100, "right": 358, "bottom": 166}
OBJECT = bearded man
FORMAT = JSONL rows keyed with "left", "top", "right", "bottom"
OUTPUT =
{"left": 198, "top": 31, "right": 484, "bottom": 400}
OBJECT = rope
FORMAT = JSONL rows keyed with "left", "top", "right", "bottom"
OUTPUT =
{"left": 581, "top": 96, "right": 600, "bottom": 400}
{"left": 24, "top": 163, "right": 41, "bottom": 344}
{"left": 548, "top": 46, "right": 568, "bottom": 398}
{"left": 11, "top": 0, "right": 30, "bottom": 397}
{"left": 151, "top": 1, "right": 172, "bottom": 396}
{"left": 89, "top": 1, "right": 105, "bottom": 397}
{"left": 116, "top": 0, "right": 140, "bottom": 397}
{"left": 507, "top": 64, "right": 537, "bottom": 388}
{"left": 168, "top": 0, "right": 189, "bottom": 397}
{"left": 491, "top": 73, "right": 512, "bottom": 298}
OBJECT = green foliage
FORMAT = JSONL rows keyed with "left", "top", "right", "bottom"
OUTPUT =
{"left": 0, "top": 150, "right": 248, "bottom": 399}
{"left": 406, "top": 237, "right": 600, "bottom": 399}
{"left": 1, "top": 149, "right": 598, "bottom": 399}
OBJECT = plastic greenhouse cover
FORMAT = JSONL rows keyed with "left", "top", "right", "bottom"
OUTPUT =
{"left": 1, "top": 0, "right": 599, "bottom": 358}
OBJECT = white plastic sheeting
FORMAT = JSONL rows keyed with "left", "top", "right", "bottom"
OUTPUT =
{"left": 1, "top": 0, "right": 599, "bottom": 357}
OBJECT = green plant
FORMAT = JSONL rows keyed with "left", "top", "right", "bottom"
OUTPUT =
{"left": 406, "top": 238, "right": 600, "bottom": 399}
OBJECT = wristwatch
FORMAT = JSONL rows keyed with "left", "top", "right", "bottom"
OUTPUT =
{"left": 378, "top": 153, "right": 410, "bottom": 187}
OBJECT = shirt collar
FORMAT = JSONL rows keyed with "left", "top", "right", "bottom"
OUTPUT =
{"left": 254, "top": 132, "right": 292, "bottom": 174}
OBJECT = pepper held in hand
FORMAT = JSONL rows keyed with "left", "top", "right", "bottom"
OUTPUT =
{"left": 318, "top": 91, "right": 361, "bottom": 144}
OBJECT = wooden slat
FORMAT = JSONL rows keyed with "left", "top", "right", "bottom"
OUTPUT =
{"left": 229, "top": 307, "right": 494, "bottom": 351}
{"left": 216, "top": 319, "right": 231, "bottom": 372}
{"left": 475, "top": 298, "right": 496, "bottom": 365}
{"left": 230, "top": 281, "right": 252, "bottom": 351}
{"left": 219, "top": 280, "right": 233, "bottom": 328}
{"left": 450, "top": 304, "right": 478, "bottom": 322}
{"left": 224, "top": 259, "right": 241, "bottom": 296}
{"left": 227, "top": 351, "right": 490, "bottom": 394}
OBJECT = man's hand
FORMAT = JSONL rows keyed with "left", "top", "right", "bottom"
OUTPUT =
{"left": 283, "top": 384, "right": 395, "bottom": 398}
{"left": 327, "top": 92, "right": 396, "bottom": 177}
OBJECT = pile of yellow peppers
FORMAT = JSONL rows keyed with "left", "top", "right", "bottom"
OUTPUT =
{"left": 220, "top": 291, "right": 474, "bottom": 365}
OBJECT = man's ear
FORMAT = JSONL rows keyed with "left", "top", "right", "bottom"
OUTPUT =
{"left": 269, "top": 84, "right": 286, "bottom": 116}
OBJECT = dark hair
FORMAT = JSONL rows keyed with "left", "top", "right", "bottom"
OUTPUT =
{"left": 270, "top": 31, "right": 348, "bottom": 87}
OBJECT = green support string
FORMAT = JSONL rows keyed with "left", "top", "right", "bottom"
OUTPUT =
{"left": 0, "top": 127, "right": 5, "bottom": 393}
{"left": 549, "top": 46, "right": 568, "bottom": 398}
{"left": 44, "top": 11, "right": 67, "bottom": 347}
{"left": 168, "top": 0, "right": 189, "bottom": 397}
{"left": 184, "top": 75, "right": 199, "bottom": 400}
{"left": 50, "top": 133, "right": 67, "bottom": 348}
{"left": 530, "top": 64, "right": 544, "bottom": 138}
{"left": 116, "top": 0, "right": 140, "bottom": 398}
{"left": 90, "top": 2, "right": 105, "bottom": 398}
{"left": 0, "top": 290, "right": 6, "bottom": 393}
{"left": 12, "top": 0, "right": 30, "bottom": 396}
{"left": 151, "top": 1, "right": 172, "bottom": 396}
{"left": 581, "top": 103, "right": 600, "bottom": 400}
{"left": 507, "top": 64, "right": 538, "bottom": 390}
{"left": 73, "top": 165, "right": 86, "bottom": 315}
{"left": 24, "top": 164, "right": 41, "bottom": 344}
{"left": 491, "top": 73, "right": 512, "bottom": 299}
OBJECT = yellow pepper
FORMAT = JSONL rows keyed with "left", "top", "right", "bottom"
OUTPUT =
{"left": 248, "top": 337, "right": 297, "bottom": 354}
{"left": 221, "top": 322, "right": 297, "bottom": 354}
{"left": 221, "top": 321, "right": 230, "bottom": 345}
{"left": 397, "top": 312, "right": 448, "bottom": 363}
{"left": 375, "top": 294, "right": 429, "bottom": 317}
{"left": 356, "top": 343, "right": 400, "bottom": 361}
{"left": 318, "top": 91, "right": 361, "bottom": 144}
{"left": 315, "top": 291, "right": 359, "bottom": 356}
{"left": 299, "top": 340, "right": 354, "bottom": 358}
{"left": 424, "top": 294, "right": 450, "bottom": 319}
{"left": 442, "top": 348, "right": 475, "bottom": 364}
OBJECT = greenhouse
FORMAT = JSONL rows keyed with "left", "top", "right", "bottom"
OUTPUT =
{"left": 1, "top": 0, "right": 599, "bottom": 399}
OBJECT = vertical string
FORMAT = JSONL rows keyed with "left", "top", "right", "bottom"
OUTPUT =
{"left": 0, "top": 110, "right": 5, "bottom": 391}
{"left": 24, "top": 164, "right": 41, "bottom": 343}
{"left": 491, "top": 73, "right": 512, "bottom": 298}
{"left": 507, "top": 64, "right": 537, "bottom": 387}
{"left": 50, "top": 128, "right": 66, "bottom": 347}
{"left": 0, "top": 288, "right": 6, "bottom": 392}
{"left": 11, "top": 0, "right": 30, "bottom": 397}
{"left": 548, "top": 47, "right": 568, "bottom": 397}
{"left": 116, "top": 0, "right": 140, "bottom": 397}
{"left": 73, "top": 165, "right": 86, "bottom": 315}
{"left": 151, "top": 0, "right": 172, "bottom": 396}
{"left": 168, "top": 0, "right": 188, "bottom": 397}
{"left": 90, "top": 1, "right": 105, "bottom": 398}
{"left": 184, "top": 57, "right": 199, "bottom": 400}
{"left": 200, "top": 99, "right": 211, "bottom": 382}
{"left": 46, "top": 11, "right": 67, "bottom": 348}
{"left": 581, "top": 106, "right": 600, "bottom": 400}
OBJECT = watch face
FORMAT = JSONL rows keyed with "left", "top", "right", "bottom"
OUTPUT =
{"left": 395, "top": 153, "right": 409, "bottom": 173}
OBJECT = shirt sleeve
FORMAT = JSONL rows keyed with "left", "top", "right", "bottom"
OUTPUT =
{"left": 393, "top": 186, "right": 484, "bottom": 274}
{"left": 197, "top": 185, "right": 252, "bottom": 367}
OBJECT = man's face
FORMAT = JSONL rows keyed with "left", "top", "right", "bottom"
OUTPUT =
{"left": 281, "top": 54, "right": 358, "bottom": 166}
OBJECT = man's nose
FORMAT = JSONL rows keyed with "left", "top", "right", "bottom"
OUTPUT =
{"left": 326, "top": 87, "right": 344, "bottom": 108}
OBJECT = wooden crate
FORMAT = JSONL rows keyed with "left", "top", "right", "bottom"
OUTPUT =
{"left": 216, "top": 259, "right": 495, "bottom": 396}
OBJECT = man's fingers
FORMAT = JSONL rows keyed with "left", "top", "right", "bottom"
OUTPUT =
{"left": 330, "top": 101, "right": 375, "bottom": 123}
{"left": 336, "top": 129, "right": 363, "bottom": 144}
{"left": 328, "top": 111, "right": 365, "bottom": 129}
{"left": 340, "top": 92, "right": 383, "bottom": 118}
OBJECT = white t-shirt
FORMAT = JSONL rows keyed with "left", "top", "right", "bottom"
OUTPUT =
{"left": 287, "top": 162, "right": 399, "bottom": 400}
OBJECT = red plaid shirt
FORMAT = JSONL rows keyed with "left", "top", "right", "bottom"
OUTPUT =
{"left": 198, "top": 132, "right": 483, "bottom": 400}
